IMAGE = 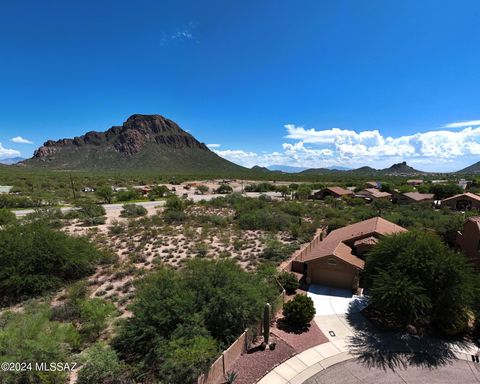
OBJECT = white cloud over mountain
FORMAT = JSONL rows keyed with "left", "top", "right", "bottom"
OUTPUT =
{"left": 0, "top": 143, "right": 21, "bottom": 159}
{"left": 214, "top": 121, "right": 480, "bottom": 171}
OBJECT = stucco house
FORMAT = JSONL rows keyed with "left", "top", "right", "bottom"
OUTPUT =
{"left": 393, "top": 192, "right": 435, "bottom": 205}
{"left": 442, "top": 192, "right": 480, "bottom": 211}
{"left": 296, "top": 217, "right": 407, "bottom": 290}
{"left": 357, "top": 188, "right": 392, "bottom": 201}
{"left": 313, "top": 186, "right": 353, "bottom": 199}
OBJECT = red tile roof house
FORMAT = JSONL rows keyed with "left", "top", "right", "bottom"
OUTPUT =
{"left": 442, "top": 192, "right": 480, "bottom": 211}
{"left": 312, "top": 186, "right": 354, "bottom": 199}
{"left": 393, "top": 192, "right": 435, "bottom": 205}
{"left": 294, "top": 217, "right": 407, "bottom": 291}
{"left": 456, "top": 217, "right": 480, "bottom": 268}
{"left": 357, "top": 188, "right": 392, "bottom": 201}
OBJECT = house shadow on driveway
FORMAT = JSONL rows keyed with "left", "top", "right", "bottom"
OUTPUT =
{"left": 343, "top": 302, "right": 473, "bottom": 372}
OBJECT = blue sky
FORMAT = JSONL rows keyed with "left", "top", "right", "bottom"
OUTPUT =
{"left": 1, "top": 0, "right": 480, "bottom": 171}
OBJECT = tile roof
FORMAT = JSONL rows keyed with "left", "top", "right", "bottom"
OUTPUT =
{"left": 304, "top": 217, "right": 407, "bottom": 268}
{"left": 442, "top": 192, "right": 480, "bottom": 202}
{"left": 402, "top": 192, "right": 435, "bottom": 201}
{"left": 323, "top": 186, "right": 353, "bottom": 196}
{"left": 359, "top": 188, "right": 392, "bottom": 198}
{"left": 354, "top": 236, "right": 378, "bottom": 246}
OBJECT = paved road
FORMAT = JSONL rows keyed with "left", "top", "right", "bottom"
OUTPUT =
{"left": 303, "top": 358, "right": 480, "bottom": 383}
{"left": 13, "top": 200, "right": 166, "bottom": 217}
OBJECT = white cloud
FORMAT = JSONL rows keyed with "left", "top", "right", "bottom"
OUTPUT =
{"left": 0, "top": 143, "right": 21, "bottom": 159}
{"left": 11, "top": 136, "right": 33, "bottom": 144}
{"left": 214, "top": 123, "right": 480, "bottom": 172}
{"left": 443, "top": 119, "right": 480, "bottom": 128}
{"left": 207, "top": 143, "right": 221, "bottom": 148}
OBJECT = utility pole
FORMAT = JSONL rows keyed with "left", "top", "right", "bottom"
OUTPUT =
{"left": 69, "top": 174, "right": 77, "bottom": 202}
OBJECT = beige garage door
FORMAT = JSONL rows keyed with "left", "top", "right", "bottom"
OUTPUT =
{"left": 310, "top": 267, "right": 354, "bottom": 290}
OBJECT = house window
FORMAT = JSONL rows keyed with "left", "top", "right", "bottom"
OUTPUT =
{"left": 327, "top": 258, "right": 337, "bottom": 266}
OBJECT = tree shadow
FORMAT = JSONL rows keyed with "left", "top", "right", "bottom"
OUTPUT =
{"left": 276, "top": 318, "right": 311, "bottom": 334}
{"left": 344, "top": 302, "right": 471, "bottom": 371}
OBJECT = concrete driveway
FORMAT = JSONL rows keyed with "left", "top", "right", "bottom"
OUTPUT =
{"left": 307, "top": 285, "right": 368, "bottom": 316}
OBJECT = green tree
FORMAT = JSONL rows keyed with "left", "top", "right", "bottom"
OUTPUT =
{"left": 365, "top": 232, "right": 479, "bottom": 334}
{"left": 0, "top": 223, "right": 101, "bottom": 304}
{"left": 278, "top": 272, "right": 299, "bottom": 295}
{"left": 95, "top": 186, "right": 114, "bottom": 204}
{"left": 295, "top": 185, "right": 312, "bottom": 200}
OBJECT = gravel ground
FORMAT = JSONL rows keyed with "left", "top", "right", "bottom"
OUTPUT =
{"left": 272, "top": 319, "right": 329, "bottom": 353}
{"left": 224, "top": 335, "right": 296, "bottom": 384}
{"left": 303, "top": 358, "right": 480, "bottom": 384}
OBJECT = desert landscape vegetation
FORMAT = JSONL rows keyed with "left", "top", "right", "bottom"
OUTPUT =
{"left": 2, "top": 116, "right": 480, "bottom": 383}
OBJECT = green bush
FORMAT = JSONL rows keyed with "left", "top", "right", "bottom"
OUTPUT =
{"left": 77, "top": 298, "right": 116, "bottom": 341}
{"left": 0, "top": 208, "right": 16, "bottom": 225}
{"left": 278, "top": 272, "right": 299, "bottom": 295}
{"left": 120, "top": 203, "right": 148, "bottom": 218}
{"left": 0, "top": 223, "right": 101, "bottom": 304}
{"left": 78, "top": 203, "right": 106, "bottom": 226}
{"left": 262, "top": 238, "right": 293, "bottom": 262}
{"left": 282, "top": 295, "right": 315, "bottom": 327}
{"left": 0, "top": 304, "right": 79, "bottom": 384}
{"left": 216, "top": 184, "right": 233, "bottom": 194}
{"left": 77, "top": 342, "right": 125, "bottom": 384}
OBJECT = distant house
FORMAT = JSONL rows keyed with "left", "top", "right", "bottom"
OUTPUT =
{"left": 406, "top": 179, "right": 424, "bottom": 186}
{"left": 394, "top": 192, "right": 435, "bottom": 205}
{"left": 313, "top": 187, "right": 353, "bottom": 199}
{"left": 0, "top": 186, "right": 13, "bottom": 194}
{"left": 456, "top": 217, "right": 480, "bottom": 268}
{"left": 365, "top": 181, "right": 380, "bottom": 189}
{"left": 112, "top": 186, "right": 128, "bottom": 192}
{"left": 296, "top": 217, "right": 407, "bottom": 290}
{"left": 82, "top": 187, "right": 95, "bottom": 193}
{"left": 442, "top": 192, "right": 480, "bottom": 211}
{"left": 357, "top": 188, "right": 392, "bottom": 201}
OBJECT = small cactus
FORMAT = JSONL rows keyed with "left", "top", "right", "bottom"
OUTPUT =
{"left": 263, "top": 302, "right": 271, "bottom": 347}
{"left": 224, "top": 371, "right": 238, "bottom": 384}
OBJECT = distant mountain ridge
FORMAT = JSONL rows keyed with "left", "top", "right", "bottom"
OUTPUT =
{"left": 0, "top": 157, "right": 25, "bottom": 165}
{"left": 23, "top": 114, "right": 247, "bottom": 173}
{"left": 299, "top": 162, "right": 424, "bottom": 176}
{"left": 457, "top": 161, "right": 480, "bottom": 174}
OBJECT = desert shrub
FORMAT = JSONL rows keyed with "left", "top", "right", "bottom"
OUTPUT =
{"left": 77, "top": 298, "right": 116, "bottom": 341}
{"left": 262, "top": 238, "right": 293, "bottom": 262}
{"left": 0, "top": 208, "right": 16, "bottom": 226}
{"left": 216, "top": 183, "right": 233, "bottom": 194}
{"left": 282, "top": 294, "right": 315, "bottom": 327}
{"left": 78, "top": 202, "right": 106, "bottom": 226}
{"left": 366, "top": 231, "right": 479, "bottom": 335}
{"left": 116, "top": 189, "right": 140, "bottom": 202}
{"left": 0, "top": 223, "right": 101, "bottom": 304}
{"left": 77, "top": 342, "right": 125, "bottom": 384}
{"left": 120, "top": 204, "right": 147, "bottom": 218}
{"left": 278, "top": 272, "right": 299, "bottom": 295}
{"left": 148, "top": 185, "right": 171, "bottom": 200}
{"left": 24, "top": 207, "right": 64, "bottom": 228}
{"left": 163, "top": 195, "right": 186, "bottom": 223}
{"left": 0, "top": 304, "right": 79, "bottom": 384}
